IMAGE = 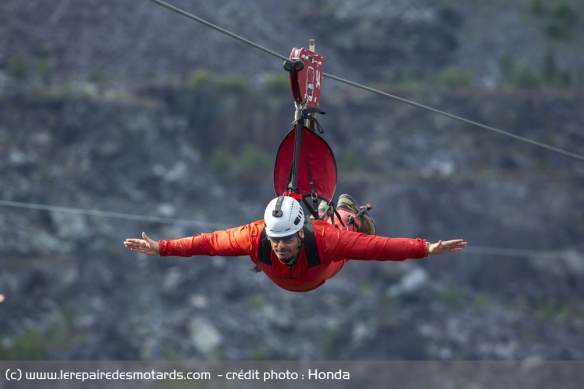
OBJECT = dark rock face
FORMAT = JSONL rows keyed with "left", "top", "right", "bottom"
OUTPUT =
{"left": 1, "top": 87, "right": 583, "bottom": 360}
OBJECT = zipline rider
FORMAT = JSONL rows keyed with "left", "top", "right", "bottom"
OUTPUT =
{"left": 124, "top": 195, "right": 467, "bottom": 292}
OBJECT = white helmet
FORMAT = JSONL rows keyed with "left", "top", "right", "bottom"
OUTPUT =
{"left": 264, "top": 196, "right": 304, "bottom": 237}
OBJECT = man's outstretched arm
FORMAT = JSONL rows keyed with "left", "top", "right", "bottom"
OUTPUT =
{"left": 123, "top": 221, "right": 265, "bottom": 258}
{"left": 318, "top": 223, "right": 467, "bottom": 262}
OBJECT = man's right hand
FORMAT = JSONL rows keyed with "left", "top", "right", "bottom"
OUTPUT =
{"left": 124, "top": 232, "right": 160, "bottom": 256}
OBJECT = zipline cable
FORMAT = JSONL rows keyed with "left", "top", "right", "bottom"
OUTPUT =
{"left": 0, "top": 199, "right": 578, "bottom": 258}
{"left": 462, "top": 246, "right": 571, "bottom": 258}
{"left": 324, "top": 73, "right": 584, "bottom": 162}
{"left": 0, "top": 199, "right": 232, "bottom": 229}
{"left": 150, "top": 0, "right": 584, "bottom": 163}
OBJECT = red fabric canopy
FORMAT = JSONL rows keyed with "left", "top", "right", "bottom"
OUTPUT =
{"left": 274, "top": 127, "right": 337, "bottom": 202}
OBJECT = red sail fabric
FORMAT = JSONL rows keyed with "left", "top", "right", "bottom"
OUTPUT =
{"left": 274, "top": 127, "right": 337, "bottom": 202}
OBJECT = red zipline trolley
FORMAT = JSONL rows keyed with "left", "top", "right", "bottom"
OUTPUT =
{"left": 273, "top": 41, "right": 337, "bottom": 219}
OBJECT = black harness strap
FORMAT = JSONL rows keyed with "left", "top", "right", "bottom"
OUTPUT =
{"left": 301, "top": 140, "right": 319, "bottom": 212}
{"left": 301, "top": 197, "right": 319, "bottom": 220}
{"left": 257, "top": 230, "right": 273, "bottom": 267}
{"left": 302, "top": 222, "right": 320, "bottom": 268}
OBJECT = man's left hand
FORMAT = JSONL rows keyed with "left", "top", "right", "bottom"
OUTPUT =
{"left": 428, "top": 239, "right": 467, "bottom": 255}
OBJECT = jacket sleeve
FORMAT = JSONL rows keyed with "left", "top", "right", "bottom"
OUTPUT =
{"left": 315, "top": 223, "right": 428, "bottom": 263}
{"left": 159, "top": 221, "right": 264, "bottom": 257}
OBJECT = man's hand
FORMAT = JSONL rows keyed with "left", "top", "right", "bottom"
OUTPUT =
{"left": 124, "top": 232, "right": 160, "bottom": 256}
{"left": 428, "top": 239, "right": 467, "bottom": 255}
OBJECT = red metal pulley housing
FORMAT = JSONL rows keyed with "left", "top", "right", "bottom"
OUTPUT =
{"left": 287, "top": 47, "right": 324, "bottom": 107}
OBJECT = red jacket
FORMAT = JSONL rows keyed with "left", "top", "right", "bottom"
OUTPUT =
{"left": 159, "top": 220, "right": 428, "bottom": 292}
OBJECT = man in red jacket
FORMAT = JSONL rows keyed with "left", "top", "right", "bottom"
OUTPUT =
{"left": 124, "top": 195, "right": 466, "bottom": 292}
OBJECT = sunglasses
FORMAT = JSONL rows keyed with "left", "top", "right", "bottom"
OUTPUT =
{"left": 268, "top": 234, "right": 297, "bottom": 244}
